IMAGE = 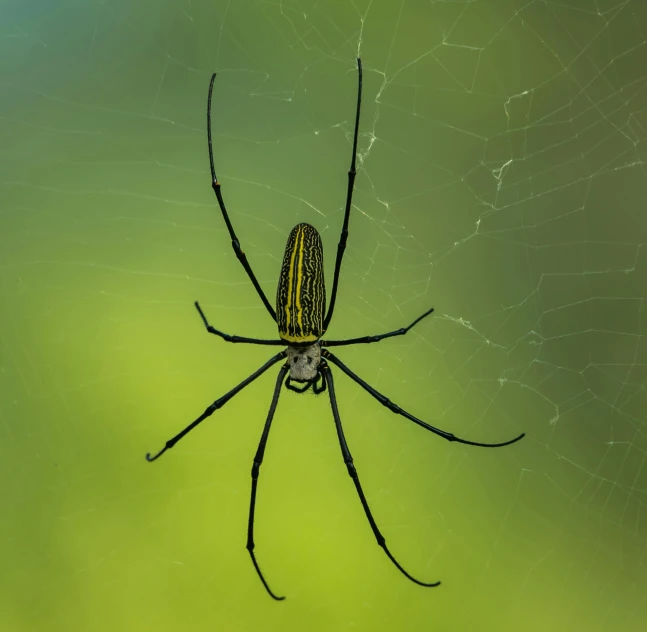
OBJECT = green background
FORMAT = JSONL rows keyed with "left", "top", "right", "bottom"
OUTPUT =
{"left": 2, "top": 0, "right": 646, "bottom": 630}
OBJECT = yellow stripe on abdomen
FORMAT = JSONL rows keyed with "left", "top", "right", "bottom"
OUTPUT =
{"left": 295, "top": 226, "right": 305, "bottom": 334}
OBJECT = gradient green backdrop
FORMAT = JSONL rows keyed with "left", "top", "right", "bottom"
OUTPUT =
{"left": 2, "top": 1, "right": 646, "bottom": 630}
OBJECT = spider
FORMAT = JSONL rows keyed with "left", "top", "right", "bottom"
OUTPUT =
{"left": 146, "top": 57, "right": 525, "bottom": 601}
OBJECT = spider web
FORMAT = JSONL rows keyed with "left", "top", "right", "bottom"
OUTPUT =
{"left": 1, "top": 0, "right": 646, "bottom": 630}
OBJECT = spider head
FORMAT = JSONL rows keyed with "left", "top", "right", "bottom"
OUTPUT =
{"left": 286, "top": 342, "right": 321, "bottom": 382}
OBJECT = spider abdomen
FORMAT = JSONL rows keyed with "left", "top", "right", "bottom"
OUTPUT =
{"left": 276, "top": 223, "right": 326, "bottom": 343}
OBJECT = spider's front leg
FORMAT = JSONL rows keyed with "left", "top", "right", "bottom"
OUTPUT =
{"left": 321, "top": 363, "right": 441, "bottom": 588}
{"left": 145, "top": 351, "right": 286, "bottom": 462}
{"left": 246, "top": 363, "right": 289, "bottom": 601}
{"left": 323, "top": 350, "right": 525, "bottom": 448}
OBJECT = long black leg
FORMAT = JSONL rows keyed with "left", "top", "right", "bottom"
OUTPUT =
{"left": 323, "top": 58, "right": 363, "bottom": 332}
{"left": 195, "top": 301, "right": 284, "bottom": 346}
{"left": 247, "top": 364, "right": 289, "bottom": 601}
{"left": 321, "top": 364, "right": 441, "bottom": 588}
{"left": 145, "top": 351, "right": 286, "bottom": 462}
{"left": 323, "top": 351, "right": 525, "bottom": 448}
{"left": 323, "top": 307, "right": 434, "bottom": 347}
{"left": 207, "top": 73, "right": 277, "bottom": 322}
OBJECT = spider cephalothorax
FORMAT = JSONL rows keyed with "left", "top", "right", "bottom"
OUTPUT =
{"left": 286, "top": 342, "right": 321, "bottom": 382}
{"left": 146, "top": 58, "right": 525, "bottom": 601}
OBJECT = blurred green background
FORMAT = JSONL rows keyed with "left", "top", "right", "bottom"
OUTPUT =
{"left": 1, "top": 0, "right": 646, "bottom": 630}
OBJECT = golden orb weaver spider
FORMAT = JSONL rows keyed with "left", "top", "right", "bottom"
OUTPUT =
{"left": 146, "top": 58, "right": 525, "bottom": 601}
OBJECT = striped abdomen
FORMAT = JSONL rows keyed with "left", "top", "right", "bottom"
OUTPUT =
{"left": 276, "top": 223, "right": 326, "bottom": 344}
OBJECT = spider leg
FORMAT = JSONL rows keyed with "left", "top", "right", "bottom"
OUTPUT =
{"left": 324, "top": 58, "right": 362, "bottom": 332}
{"left": 207, "top": 73, "right": 277, "bottom": 322}
{"left": 321, "top": 364, "right": 441, "bottom": 588}
{"left": 323, "top": 350, "right": 525, "bottom": 448}
{"left": 195, "top": 302, "right": 284, "bottom": 345}
{"left": 145, "top": 351, "right": 286, "bottom": 462}
{"left": 323, "top": 307, "right": 434, "bottom": 347}
{"left": 247, "top": 363, "right": 289, "bottom": 601}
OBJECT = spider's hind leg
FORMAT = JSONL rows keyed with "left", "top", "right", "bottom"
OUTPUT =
{"left": 206, "top": 73, "right": 277, "bottom": 322}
